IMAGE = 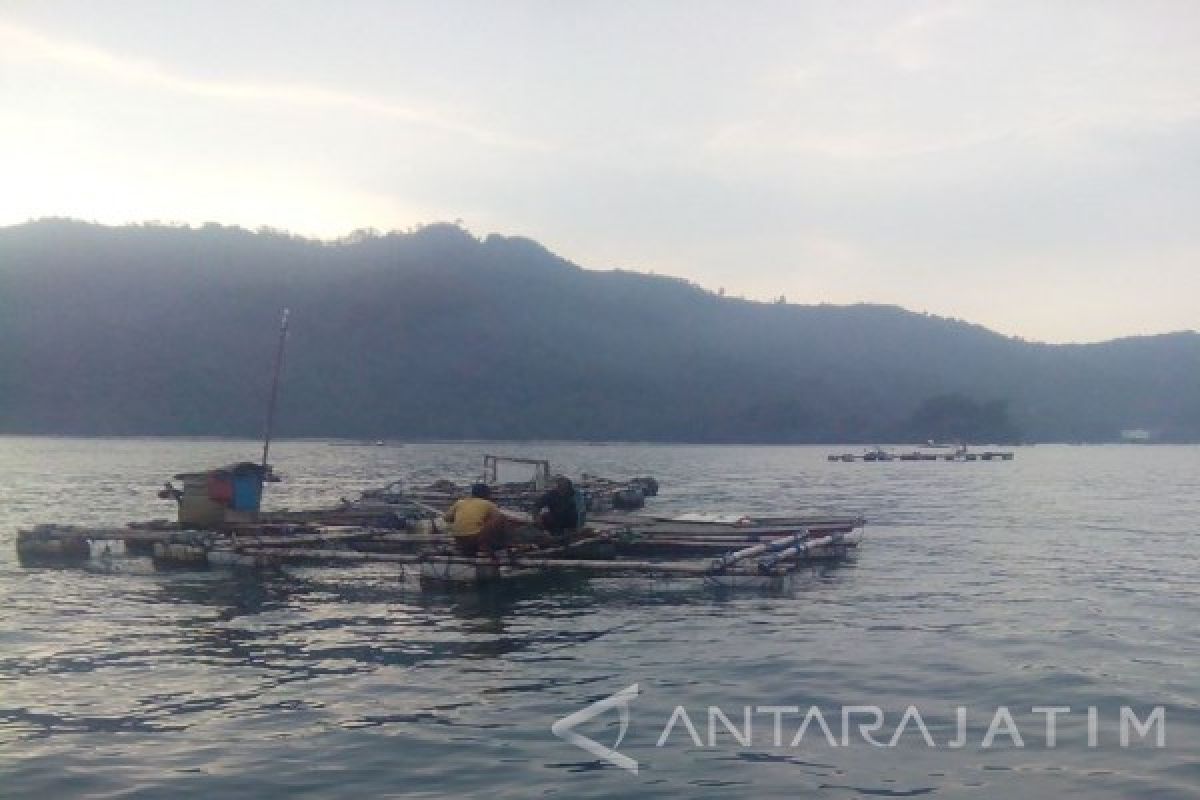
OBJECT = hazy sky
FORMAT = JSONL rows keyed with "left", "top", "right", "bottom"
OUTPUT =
{"left": 2, "top": 1, "right": 1197, "bottom": 343}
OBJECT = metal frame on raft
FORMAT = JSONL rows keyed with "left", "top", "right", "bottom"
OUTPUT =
{"left": 482, "top": 455, "right": 550, "bottom": 490}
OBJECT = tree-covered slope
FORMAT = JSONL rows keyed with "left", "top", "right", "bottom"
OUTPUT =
{"left": 1, "top": 219, "right": 1196, "bottom": 442}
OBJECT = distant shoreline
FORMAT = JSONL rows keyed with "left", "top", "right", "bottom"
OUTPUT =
{"left": 0, "top": 434, "right": 1194, "bottom": 447}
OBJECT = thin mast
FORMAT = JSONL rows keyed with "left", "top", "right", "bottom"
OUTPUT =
{"left": 261, "top": 308, "right": 290, "bottom": 470}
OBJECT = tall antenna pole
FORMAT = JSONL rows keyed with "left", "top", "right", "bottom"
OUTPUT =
{"left": 261, "top": 308, "right": 290, "bottom": 471}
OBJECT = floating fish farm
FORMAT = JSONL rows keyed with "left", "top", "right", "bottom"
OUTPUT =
{"left": 15, "top": 455, "right": 866, "bottom": 591}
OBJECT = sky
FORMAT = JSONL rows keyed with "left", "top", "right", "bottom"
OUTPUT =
{"left": 1, "top": 1, "right": 1197, "bottom": 343}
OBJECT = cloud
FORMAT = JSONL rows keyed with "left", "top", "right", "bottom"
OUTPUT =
{"left": 702, "top": 3, "right": 1200, "bottom": 165}
{"left": 870, "top": 1, "right": 975, "bottom": 71}
{"left": 0, "top": 19, "right": 544, "bottom": 150}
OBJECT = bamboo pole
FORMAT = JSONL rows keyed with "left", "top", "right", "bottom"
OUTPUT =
{"left": 589, "top": 513, "right": 865, "bottom": 529}
{"left": 618, "top": 538, "right": 788, "bottom": 550}
{"left": 234, "top": 547, "right": 783, "bottom": 576}
{"left": 522, "top": 535, "right": 608, "bottom": 557}
{"left": 260, "top": 308, "right": 290, "bottom": 471}
{"left": 19, "top": 527, "right": 216, "bottom": 545}
{"left": 757, "top": 535, "right": 837, "bottom": 569}
{"left": 229, "top": 528, "right": 386, "bottom": 547}
{"left": 605, "top": 526, "right": 851, "bottom": 539}
{"left": 710, "top": 531, "right": 808, "bottom": 571}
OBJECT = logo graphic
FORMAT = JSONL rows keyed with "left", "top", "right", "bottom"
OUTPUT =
{"left": 552, "top": 683, "right": 640, "bottom": 773}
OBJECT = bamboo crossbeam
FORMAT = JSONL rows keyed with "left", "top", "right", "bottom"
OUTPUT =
{"left": 757, "top": 535, "right": 838, "bottom": 569}
{"left": 589, "top": 513, "right": 865, "bottom": 528}
{"left": 595, "top": 525, "right": 852, "bottom": 539}
{"left": 228, "top": 528, "right": 387, "bottom": 547}
{"left": 710, "top": 531, "right": 808, "bottom": 571}
{"left": 18, "top": 525, "right": 444, "bottom": 550}
{"left": 234, "top": 547, "right": 787, "bottom": 577}
{"left": 619, "top": 538, "right": 784, "bottom": 549}
{"left": 20, "top": 526, "right": 214, "bottom": 545}
{"left": 237, "top": 547, "right": 422, "bottom": 564}
{"left": 527, "top": 534, "right": 609, "bottom": 557}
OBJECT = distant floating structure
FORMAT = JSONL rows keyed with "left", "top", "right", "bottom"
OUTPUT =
{"left": 827, "top": 444, "right": 1013, "bottom": 462}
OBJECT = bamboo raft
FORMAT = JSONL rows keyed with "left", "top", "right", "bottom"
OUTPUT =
{"left": 15, "top": 517, "right": 865, "bottom": 590}
{"left": 14, "top": 458, "right": 867, "bottom": 591}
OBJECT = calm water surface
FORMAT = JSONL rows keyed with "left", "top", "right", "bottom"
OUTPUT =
{"left": 1, "top": 438, "right": 1197, "bottom": 798}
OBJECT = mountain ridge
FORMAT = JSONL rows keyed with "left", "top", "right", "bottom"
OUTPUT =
{"left": 1, "top": 219, "right": 1197, "bottom": 442}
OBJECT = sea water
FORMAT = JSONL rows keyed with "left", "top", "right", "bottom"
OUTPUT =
{"left": 1, "top": 438, "right": 1197, "bottom": 798}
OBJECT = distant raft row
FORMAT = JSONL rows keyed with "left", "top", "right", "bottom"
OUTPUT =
{"left": 828, "top": 446, "right": 1015, "bottom": 462}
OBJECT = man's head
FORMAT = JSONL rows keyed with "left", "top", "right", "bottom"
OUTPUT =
{"left": 553, "top": 475, "right": 574, "bottom": 494}
{"left": 470, "top": 482, "right": 491, "bottom": 499}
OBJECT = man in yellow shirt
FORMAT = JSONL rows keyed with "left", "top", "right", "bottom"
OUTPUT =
{"left": 444, "top": 483, "right": 508, "bottom": 557}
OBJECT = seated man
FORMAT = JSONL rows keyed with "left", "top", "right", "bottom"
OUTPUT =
{"left": 444, "top": 483, "right": 509, "bottom": 557}
{"left": 533, "top": 476, "right": 580, "bottom": 538}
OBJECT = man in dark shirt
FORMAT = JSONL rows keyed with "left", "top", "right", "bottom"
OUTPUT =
{"left": 533, "top": 476, "right": 579, "bottom": 537}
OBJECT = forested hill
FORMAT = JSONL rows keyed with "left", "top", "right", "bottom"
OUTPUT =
{"left": 1, "top": 219, "right": 1197, "bottom": 443}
